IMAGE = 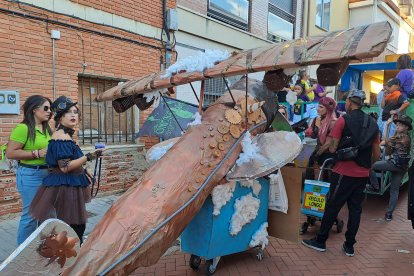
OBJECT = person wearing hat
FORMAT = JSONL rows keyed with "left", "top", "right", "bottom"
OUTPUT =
{"left": 380, "top": 78, "right": 410, "bottom": 138}
{"left": 305, "top": 97, "right": 338, "bottom": 177}
{"left": 30, "top": 96, "right": 103, "bottom": 243}
{"left": 303, "top": 97, "right": 344, "bottom": 234}
{"left": 303, "top": 89, "right": 380, "bottom": 257}
{"left": 368, "top": 115, "right": 411, "bottom": 221}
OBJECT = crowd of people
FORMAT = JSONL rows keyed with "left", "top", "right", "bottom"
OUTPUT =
{"left": 295, "top": 54, "right": 414, "bottom": 257}
{"left": 3, "top": 54, "right": 414, "bottom": 261}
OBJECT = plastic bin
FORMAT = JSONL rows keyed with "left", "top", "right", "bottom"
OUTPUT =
{"left": 181, "top": 178, "right": 269, "bottom": 274}
{"left": 301, "top": 179, "right": 330, "bottom": 218}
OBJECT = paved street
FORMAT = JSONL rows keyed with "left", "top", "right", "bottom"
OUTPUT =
{"left": 1, "top": 188, "right": 414, "bottom": 275}
{"left": 131, "top": 186, "right": 414, "bottom": 276}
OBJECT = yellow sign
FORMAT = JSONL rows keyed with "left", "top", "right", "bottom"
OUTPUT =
{"left": 303, "top": 192, "right": 326, "bottom": 212}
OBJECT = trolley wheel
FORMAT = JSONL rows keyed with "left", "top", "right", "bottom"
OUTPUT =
{"left": 336, "top": 219, "right": 344, "bottom": 233}
{"left": 255, "top": 247, "right": 264, "bottom": 261}
{"left": 189, "top": 255, "right": 201, "bottom": 270}
{"left": 309, "top": 217, "right": 317, "bottom": 226}
{"left": 208, "top": 264, "right": 216, "bottom": 275}
{"left": 300, "top": 222, "right": 309, "bottom": 235}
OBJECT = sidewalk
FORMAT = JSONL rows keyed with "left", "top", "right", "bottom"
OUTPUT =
{"left": 1, "top": 188, "right": 414, "bottom": 275}
{"left": 0, "top": 194, "right": 120, "bottom": 263}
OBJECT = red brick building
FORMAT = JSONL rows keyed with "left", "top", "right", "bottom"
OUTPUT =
{"left": 0, "top": 0, "right": 176, "bottom": 216}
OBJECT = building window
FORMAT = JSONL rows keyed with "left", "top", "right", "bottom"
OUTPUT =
{"left": 268, "top": 2, "right": 294, "bottom": 43}
{"left": 208, "top": 0, "right": 249, "bottom": 31}
{"left": 202, "top": 78, "right": 227, "bottom": 106}
{"left": 78, "top": 76, "right": 135, "bottom": 145}
{"left": 269, "top": 0, "right": 293, "bottom": 14}
{"left": 316, "top": 0, "right": 330, "bottom": 31}
{"left": 268, "top": 13, "right": 293, "bottom": 42}
{"left": 202, "top": 76, "right": 240, "bottom": 106}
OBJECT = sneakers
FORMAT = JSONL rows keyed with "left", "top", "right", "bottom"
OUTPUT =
{"left": 342, "top": 242, "right": 355, "bottom": 257}
{"left": 302, "top": 238, "right": 326, "bottom": 252}
{"left": 385, "top": 212, "right": 393, "bottom": 221}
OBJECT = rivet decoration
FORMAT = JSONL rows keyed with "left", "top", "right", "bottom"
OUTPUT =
{"left": 225, "top": 109, "right": 242, "bottom": 125}
{"left": 218, "top": 124, "right": 229, "bottom": 134}
{"left": 230, "top": 124, "right": 241, "bottom": 138}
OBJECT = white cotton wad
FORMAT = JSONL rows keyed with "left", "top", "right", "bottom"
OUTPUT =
{"left": 148, "top": 142, "right": 174, "bottom": 162}
{"left": 143, "top": 90, "right": 164, "bottom": 107}
{"left": 286, "top": 90, "right": 297, "bottom": 106}
{"left": 187, "top": 112, "right": 202, "bottom": 127}
{"left": 249, "top": 222, "right": 269, "bottom": 250}
{"left": 211, "top": 182, "right": 236, "bottom": 216}
{"left": 162, "top": 49, "right": 230, "bottom": 78}
{"left": 230, "top": 193, "right": 260, "bottom": 236}
{"left": 235, "top": 132, "right": 260, "bottom": 166}
{"left": 284, "top": 132, "right": 299, "bottom": 142}
{"left": 240, "top": 180, "right": 261, "bottom": 196}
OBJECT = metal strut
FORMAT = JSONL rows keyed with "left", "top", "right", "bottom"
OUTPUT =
{"left": 189, "top": 82, "right": 200, "bottom": 103}
{"left": 223, "top": 77, "right": 236, "bottom": 105}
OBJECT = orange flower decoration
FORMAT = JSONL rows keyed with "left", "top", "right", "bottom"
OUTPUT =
{"left": 38, "top": 231, "right": 79, "bottom": 268}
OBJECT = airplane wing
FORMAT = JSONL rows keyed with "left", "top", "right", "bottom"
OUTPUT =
{"left": 96, "top": 21, "right": 392, "bottom": 104}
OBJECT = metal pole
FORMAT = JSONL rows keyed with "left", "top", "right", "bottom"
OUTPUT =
{"left": 52, "top": 39, "right": 56, "bottom": 100}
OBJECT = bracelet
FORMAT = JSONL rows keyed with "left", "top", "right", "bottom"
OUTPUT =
{"left": 37, "top": 150, "right": 40, "bottom": 159}
{"left": 31, "top": 151, "right": 37, "bottom": 159}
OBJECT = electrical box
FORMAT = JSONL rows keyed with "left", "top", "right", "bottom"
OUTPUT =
{"left": 166, "top": 9, "right": 178, "bottom": 31}
{"left": 0, "top": 90, "right": 20, "bottom": 114}
{"left": 51, "top": 30, "right": 61, "bottom": 40}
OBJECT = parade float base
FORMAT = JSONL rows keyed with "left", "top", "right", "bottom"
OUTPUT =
{"left": 181, "top": 178, "right": 269, "bottom": 261}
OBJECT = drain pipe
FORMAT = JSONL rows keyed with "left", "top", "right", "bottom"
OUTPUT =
{"left": 51, "top": 30, "right": 60, "bottom": 100}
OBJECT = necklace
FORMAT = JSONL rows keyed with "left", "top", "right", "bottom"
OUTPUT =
{"left": 57, "top": 124, "right": 75, "bottom": 137}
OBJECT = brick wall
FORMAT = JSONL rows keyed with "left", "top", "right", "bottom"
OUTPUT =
{"left": 82, "top": 145, "right": 148, "bottom": 194}
{"left": 70, "top": 0, "right": 176, "bottom": 27}
{"left": 0, "top": 0, "right": 175, "bottom": 216}
{"left": 177, "top": 0, "right": 207, "bottom": 15}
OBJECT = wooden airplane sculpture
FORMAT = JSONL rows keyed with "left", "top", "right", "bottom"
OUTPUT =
{"left": 0, "top": 22, "right": 391, "bottom": 276}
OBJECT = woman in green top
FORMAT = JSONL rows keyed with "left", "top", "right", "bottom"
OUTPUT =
{"left": 6, "top": 95, "right": 52, "bottom": 245}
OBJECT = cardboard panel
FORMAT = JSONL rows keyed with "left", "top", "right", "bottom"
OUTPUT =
{"left": 267, "top": 166, "right": 303, "bottom": 243}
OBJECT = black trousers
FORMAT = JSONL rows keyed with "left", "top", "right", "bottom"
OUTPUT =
{"left": 317, "top": 173, "right": 367, "bottom": 246}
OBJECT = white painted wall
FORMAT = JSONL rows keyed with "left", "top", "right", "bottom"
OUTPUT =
{"left": 349, "top": 6, "right": 374, "bottom": 27}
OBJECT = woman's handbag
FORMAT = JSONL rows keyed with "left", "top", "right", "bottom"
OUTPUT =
{"left": 336, "top": 146, "right": 359, "bottom": 161}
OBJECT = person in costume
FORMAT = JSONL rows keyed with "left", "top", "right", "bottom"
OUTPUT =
{"left": 30, "top": 96, "right": 103, "bottom": 243}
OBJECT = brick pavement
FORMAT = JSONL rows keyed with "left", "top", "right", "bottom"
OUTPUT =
{"left": 0, "top": 194, "right": 120, "bottom": 263}
{"left": 131, "top": 186, "right": 414, "bottom": 276}
{"left": 1, "top": 188, "right": 414, "bottom": 275}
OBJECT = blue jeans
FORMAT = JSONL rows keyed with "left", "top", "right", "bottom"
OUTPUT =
{"left": 16, "top": 166, "right": 48, "bottom": 245}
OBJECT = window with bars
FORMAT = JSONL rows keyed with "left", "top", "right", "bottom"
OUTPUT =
{"left": 208, "top": 0, "right": 250, "bottom": 31}
{"left": 202, "top": 78, "right": 227, "bottom": 106}
{"left": 78, "top": 76, "right": 135, "bottom": 145}
{"left": 202, "top": 76, "right": 242, "bottom": 106}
